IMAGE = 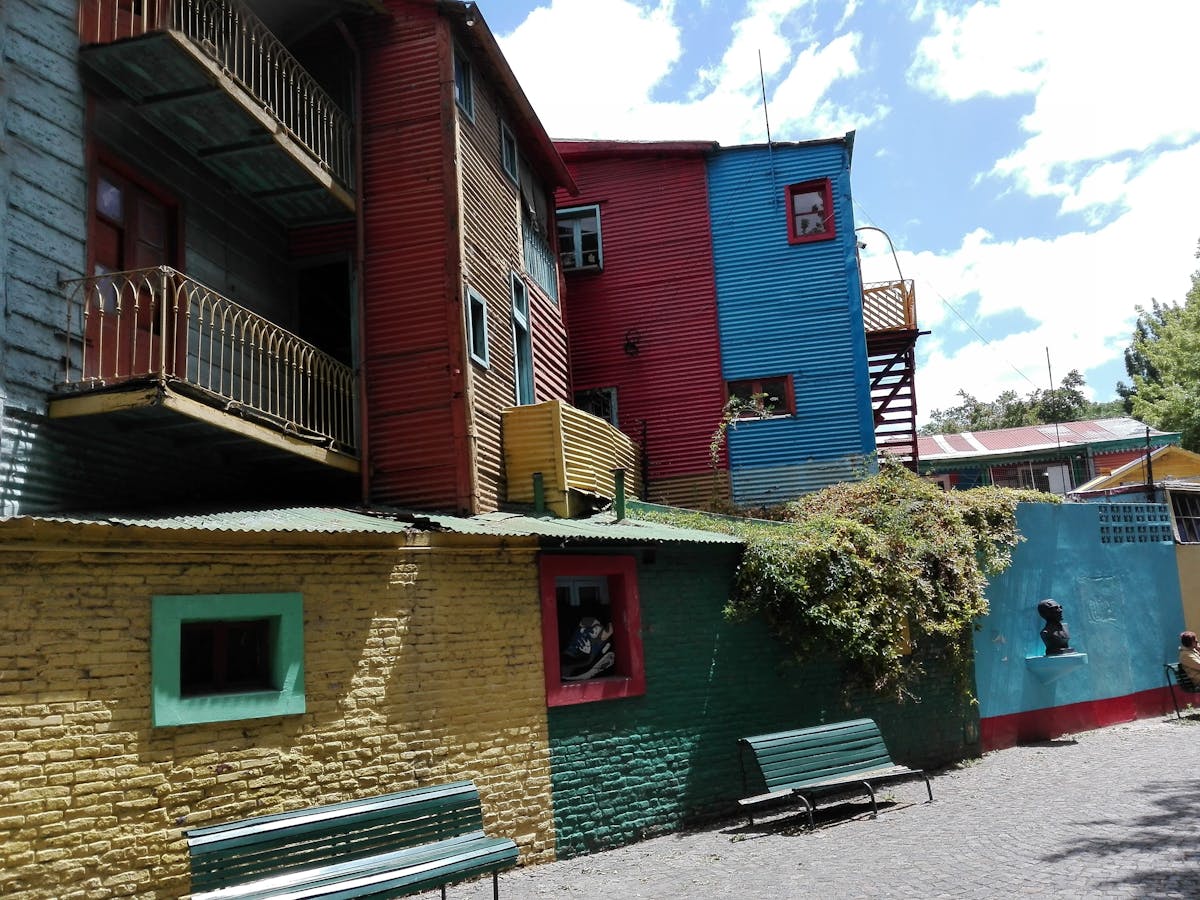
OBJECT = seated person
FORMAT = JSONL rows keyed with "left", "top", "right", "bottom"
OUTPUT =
{"left": 1180, "top": 632, "right": 1200, "bottom": 685}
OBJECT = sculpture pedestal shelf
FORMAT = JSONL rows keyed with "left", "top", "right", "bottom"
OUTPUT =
{"left": 1025, "top": 652, "right": 1088, "bottom": 684}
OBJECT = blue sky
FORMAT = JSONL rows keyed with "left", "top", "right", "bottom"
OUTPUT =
{"left": 488, "top": 0, "right": 1200, "bottom": 426}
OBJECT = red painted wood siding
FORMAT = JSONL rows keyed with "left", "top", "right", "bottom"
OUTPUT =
{"left": 357, "top": 6, "right": 470, "bottom": 512}
{"left": 556, "top": 149, "right": 725, "bottom": 494}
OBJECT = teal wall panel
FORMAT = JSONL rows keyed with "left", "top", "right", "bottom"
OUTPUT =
{"left": 546, "top": 545, "right": 976, "bottom": 858}
{"left": 973, "top": 502, "right": 1184, "bottom": 721}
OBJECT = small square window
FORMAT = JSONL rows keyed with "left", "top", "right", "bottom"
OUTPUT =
{"left": 785, "top": 178, "right": 835, "bottom": 244}
{"left": 727, "top": 376, "right": 795, "bottom": 418}
{"left": 500, "top": 122, "right": 518, "bottom": 183}
{"left": 151, "top": 593, "right": 304, "bottom": 727}
{"left": 540, "top": 556, "right": 645, "bottom": 707}
{"left": 466, "top": 286, "right": 489, "bottom": 367}
{"left": 453, "top": 48, "right": 474, "bottom": 120}
{"left": 574, "top": 387, "right": 618, "bottom": 426}
{"left": 1170, "top": 491, "right": 1200, "bottom": 543}
{"left": 557, "top": 205, "right": 602, "bottom": 271}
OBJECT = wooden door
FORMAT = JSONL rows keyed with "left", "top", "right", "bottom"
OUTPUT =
{"left": 86, "top": 166, "right": 177, "bottom": 382}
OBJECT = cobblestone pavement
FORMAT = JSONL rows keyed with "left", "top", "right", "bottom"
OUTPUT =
{"left": 423, "top": 715, "right": 1200, "bottom": 899}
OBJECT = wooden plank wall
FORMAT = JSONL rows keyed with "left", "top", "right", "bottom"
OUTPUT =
{"left": 0, "top": 0, "right": 88, "bottom": 514}
{"left": 457, "top": 45, "right": 569, "bottom": 513}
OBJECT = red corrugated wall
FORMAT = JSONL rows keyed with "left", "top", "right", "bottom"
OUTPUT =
{"left": 357, "top": 5, "right": 470, "bottom": 512}
{"left": 556, "top": 148, "right": 726, "bottom": 500}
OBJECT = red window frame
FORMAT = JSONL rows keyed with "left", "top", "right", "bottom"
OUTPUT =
{"left": 726, "top": 375, "right": 795, "bottom": 417}
{"left": 785, "top": 178, "right": 835, "bottom": 244}
{"left": 539, "top": 555, "right": 645, "bottom": 707}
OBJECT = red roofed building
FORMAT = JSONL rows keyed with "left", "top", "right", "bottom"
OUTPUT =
{"left": 918, "top": 418, "right": 1180, "bottom": 494}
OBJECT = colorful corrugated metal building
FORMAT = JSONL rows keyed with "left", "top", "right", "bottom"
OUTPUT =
{"left": 556, "top": 135, "right": 882, "bottom": 509}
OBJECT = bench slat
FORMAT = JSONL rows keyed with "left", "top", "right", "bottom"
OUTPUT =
{"left": 194, "top": 834, "right": 518, "bottom": 900}
{"left": 739, "top": 718, "right": 931, "bottom": 826}
{"left": 186, "top": 781, "right": 515, "bottom": 898}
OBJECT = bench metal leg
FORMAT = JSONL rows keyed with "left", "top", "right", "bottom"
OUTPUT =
{"left": 797, "top": 794, "right": 814, "bottom": 829}
{"left": 494, "top": 871, "right": 500, "bottom": 900}
{"left": 1165, "top": 666, "right": 1182, "bottom": 719}
{"left": 922, "top": 774, "right": 934, "bottom": 804}
{"left": 441, "top": 888, "right": 446, "bottom": 900}
{"left": 861, "top": 782, "right": 879, "bottom": 818}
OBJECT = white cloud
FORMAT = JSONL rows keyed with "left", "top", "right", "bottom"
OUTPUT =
{"left": 497, "top": 0, "right": 879, "bottom": 143}
{"left": 868, "top": 140, "right": 1200, "bottom": 421}
{"left": 909, "top": 1, "right": 1200, "bottom": 204}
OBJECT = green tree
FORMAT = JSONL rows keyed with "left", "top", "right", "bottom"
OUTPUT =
{"left": 921, "top": 369, "right": 1094, "bottom": 435}
{"left": 1124, "top": 242, "right": 1200, "bottom": 451}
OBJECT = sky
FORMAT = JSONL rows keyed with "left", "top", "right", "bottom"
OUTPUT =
{"left": 482, "top": 0, "right": 1200, "bottom": 427}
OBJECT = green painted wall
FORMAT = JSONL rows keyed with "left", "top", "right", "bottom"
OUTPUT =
{"left": 545, "top": 545, "right": 976, "bottom": 857}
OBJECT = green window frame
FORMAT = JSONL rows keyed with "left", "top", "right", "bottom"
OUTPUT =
{"left": 151, "top": 593, "right": 305, "bottom": 727}
{"left": 511, "top": 273, "right": 534, "bottom": 404}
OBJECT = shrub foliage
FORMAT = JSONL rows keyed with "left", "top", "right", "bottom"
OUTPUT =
{"left": 638, "top": 460, "right": 1057, "bottom": 699}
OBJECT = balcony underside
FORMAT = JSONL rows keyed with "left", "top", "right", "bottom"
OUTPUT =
{"left": 80, "top": 31, "right": 353, "bottom": 223}
{"left": 49, "top": 378, "right": 360, "bottom": 476}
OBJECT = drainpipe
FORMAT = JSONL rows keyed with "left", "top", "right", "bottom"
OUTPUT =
{"left": 612, "top": 468, "right": 626, "bottom": 521}
{"left": 532, "top": 472, "right": 545, "bottom": 515}
{"left": 1145, "top": 427, "right": 1155, "bottom": 501}
{"left": 335, "top": 18, "right": 369, "bottom": 505}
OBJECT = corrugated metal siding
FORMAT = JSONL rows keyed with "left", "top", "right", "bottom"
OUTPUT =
{"left": 707, "top": 143, "right": 875, "bottom": 504}
{"left": 456, "top": 54, "right": 569, "bottom": 514}
{"left": 0, "top": 0, "right": 88, "bottom": 514}
{"left": 359, "top": 8, "right": 464, "bottom": 512}
{"left": 503, "top": 400, "right": 641, "bottom": 517}
{"left": 555, "top": 151, "right": 726, "bottom": 491}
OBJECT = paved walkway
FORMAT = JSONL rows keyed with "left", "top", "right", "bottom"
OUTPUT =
{"left": 427, "top": 714, "right": 1200, "bottom": 899}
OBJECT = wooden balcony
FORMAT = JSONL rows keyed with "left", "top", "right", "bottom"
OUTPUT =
{"left": 503, "top": 401, "right": 642, "bottom": 518}
{"left": 78, "top": 0, "right": 354, "bottom": 223}
{"left": 862, "top": 279, "right": 917, "bottom": 334}
{"left": 53, "top": 267, "right": 358, "bottom": 474}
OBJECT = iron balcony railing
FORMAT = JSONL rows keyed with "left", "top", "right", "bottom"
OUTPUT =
{"left": 60, "top": 267, "right": 357, "bottom": 452}
{"left": 862, "top": 279, "right": 917, "bottom": 333}
{"left": 78, "top": 0, "right": 353, "bottom": 190}
{"left": 522, "top": 213, "right": 560, "bottom": 302}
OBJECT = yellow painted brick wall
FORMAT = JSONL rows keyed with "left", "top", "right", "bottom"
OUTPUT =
{"left": 0, "top": 537, "right": 554, "bottom": 899}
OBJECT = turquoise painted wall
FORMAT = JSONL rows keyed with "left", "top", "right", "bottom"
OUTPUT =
{"left": 546, "top": 545, "right": 976, "bottom": 858}
{"left": 973, "top": 502, "right": 1183, "bottom": 720}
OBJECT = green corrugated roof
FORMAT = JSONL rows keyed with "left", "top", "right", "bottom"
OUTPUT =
{"left": 1, "top": 506, "right": 743, "bottom": 546}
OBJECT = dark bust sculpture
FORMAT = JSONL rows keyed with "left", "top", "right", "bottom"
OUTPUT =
{"left": 1038, "top": 598, "right": 1074, "bottom": 656}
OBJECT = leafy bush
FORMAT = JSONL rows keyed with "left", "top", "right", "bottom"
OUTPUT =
{"left": 637, "top": 460, "right": 1057, "bottom": 699}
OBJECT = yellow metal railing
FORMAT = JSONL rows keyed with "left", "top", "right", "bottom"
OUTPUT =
{"left": 60, "top": 266, "right": 357, "bottom": 450}
{"left": 503, "top": 400, "right": 641, "bottom": 517}
{"left": 862, "top": 279, "right": 916, "bottom": 333}
{"left": 78, "top": 0, "right": 353, "bottom": 190}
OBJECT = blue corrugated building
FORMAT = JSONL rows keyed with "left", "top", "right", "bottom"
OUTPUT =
{"left": 707, "top": 137, "right": 879, "bottom": 506}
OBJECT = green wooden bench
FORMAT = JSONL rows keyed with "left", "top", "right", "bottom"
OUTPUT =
{"left": 738, "top": 718, "right": 933, "bottom": 827}
{"left": 184, "top": 780, "right": 518, "bottom": 899}
{"left": 1164, "top": 663, "right": 1200, "bottom": 719}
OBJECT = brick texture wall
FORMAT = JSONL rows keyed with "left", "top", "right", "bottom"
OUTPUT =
{"left": 0, "top": 534, "right": 556, "bottom": 899}
{"left": 546, "top": 545, "right": 976, "bottom": 857}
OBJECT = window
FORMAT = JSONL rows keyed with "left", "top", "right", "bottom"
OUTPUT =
{"left": 500, "top": 121, "right": 518, "bottom": 183}
{"left": 557, "top": 205, "right": 602, "bottom": 271}
{"left": 151, "top": 593, "right": 305, "bottom": 727}
{"left": 574, "top": 387, "right": 618, "bottom": 426}
{"left": 1170, "top": 491, "right": 1200, "bottom": 543}
{"left": 453, "top": 48, "right": 474, "bottom": 119}
{"left": 466, "top": 286, "right": 489, "bottom": 367}
{"left": 540, "top": 555, "right": 645, "bottom": 706}
{"left": 511, "top": 274, "right": 534, "bottom": 404}
{"left": 785, "top": 178, "right": 835, "bottom": 244}
{"left": 727, "top": 376, "right": 795, "bottom": 417}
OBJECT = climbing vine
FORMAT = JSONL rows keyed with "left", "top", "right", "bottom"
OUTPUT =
{"left": 637, "top": 459, "right": 1058, "bottom": 699}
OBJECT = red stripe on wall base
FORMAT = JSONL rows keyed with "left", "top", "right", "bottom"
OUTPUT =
{"left": 980, "top": 687, "right": 1175, "bottom": 751}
